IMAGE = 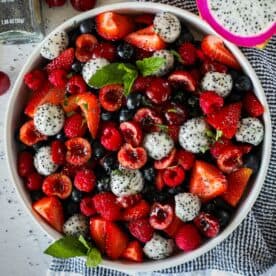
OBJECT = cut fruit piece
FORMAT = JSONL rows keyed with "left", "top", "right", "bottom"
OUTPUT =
{"left": 122, "top": 240, "right": 143, "bottom": 262}
{"left": 155, "top": 170, "right": 165, "bottom": 191}
{"left": 154, "top": 149, "right": 176, "bottom": 170}
{"left": 99, "top": 84, "right": 124, "bottom": 112}
{"left": 120, "top": 121, "right": 143, "bottom": 147}
{"left": 163, "top": 215, "right": 184, "bottom": 237}
{"left": 222, "top": 167, "right": 253, "bottom": 206}
{"left": 168, "top": 70, "right": 197, "bottom": 92}
{"left": 89, "top": 216, "right": 108, "bottom": 252}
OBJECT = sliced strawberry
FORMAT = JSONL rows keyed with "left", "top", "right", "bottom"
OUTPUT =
{"left": 120, "top": 121, "right": 143, "bottom": 147}
{"left": 99, "top": 84, "right": 124, "bottom": 112}
{"left": 206, "top": 102, "right": 242, "bottom": 139}
{"left": 89, "top": 216, "right": 108, "bottom": 252}
{"left": 96, "top": 12, "right": 134, "bottom": 41}
{"left": 33, "top": 196, "right": 64, "bottom": 232}
{"left": 51, "top": 140, "right": 66, "bottom": 165}
{"left": 105, "top": 222, "right": 128, "bottom": 259}
{"left": 19, "top": 120, "right": 47, "bottom": 146}
{"left": 222, "top": 167, "right": 253, "bottom": 206}
{"left": 154, "top": 148, "right": 176, "bottom": 170}
{"left": 201, "top": 35, "right": 240, "bottom": 70}
{"left": 155, "top": 170, "right": 165, "bottom": 191}
{"left": 122, "top": 240, "right": 143, "bottom": 262}
{"left": 163, "top": 215, "right": 184, "bottom": 237}
{"left": 200, "top": 60, "right": 228, "bottom": 74}
{"left": 168, "top": 70, "right": 197, "bottom": 92}
{"left": 125, "top": 25, "right": 166, "bottom": 52}
{"left": 24, "top": 84, "right": 65, "bottom": 118}
{"left": 190, "top": 160, "right": 228, "bottom": 202}
{"left": 128, "top": 218, "right": 154, "bottom": 243}
{"left": 46, "top": 48, "right": 75, "bottom": 73}
{"left": 243, "top": 91, "right": 264, "bottom": 117}
{"left": 122, "top": 199, "right": 150, "bottom": 221}
{"left": 176, "top": 149, "right": 195, "bottom": 171}
{"left": 75, "top": 92, "right": 100, "bottom": 139}
{"left": 134, "top": 14, "right": 154, "bottom": 26}
{"left": 75, "top": 34, "right": 98, "bottom": 62}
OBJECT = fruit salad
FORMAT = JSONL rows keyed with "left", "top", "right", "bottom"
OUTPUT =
{"left": 16, "top": 11, "right": 265, "bottom": 263}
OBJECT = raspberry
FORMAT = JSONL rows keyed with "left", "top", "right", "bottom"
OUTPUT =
{"left": 178, "top": 42, "right": 197, "bottom": 65}
{"left": 51, "top": 140, "right": 66, "bottom": 165}
{"left": 18, "top": 151, "right": 34, "bottom": 177}
{"left": 100, "top": 124, "right": 123, "bottom": 151}
{"left": 25, "top": 172, "right": 43, "bottom": 191}
{"left": 128, "top": 218, "right": 154, "bottom": 243}
{"left": 23, "top": 69, "right": 46, "bottom": 91}
{"left": 243, "top": 91, "right": 264, "bottom": 117}
{"left": 67, "top": 75, "right": 87, "bottom": 94}
{"left": 48, "top": 69, "right": 68, "bottom": 88}
{"left": 74, "top": 169, "right": 96, "bottom": 192}
{"left": 64, "top": 113, "right": 87, "bottom": 138}
{"left": 92, "top": 192, "right": 121, "bottom": 221}
{"left": 80, "top": 197, "right": 96, "bottom": 217}
{"left": 199, "top": 91, "right": 224, "bottom": 115}
{"left": 162, "top": 166, "right": 185, "bottom": 187}
{"left": 175, "top": 224, "right": 202, "bottom": 251}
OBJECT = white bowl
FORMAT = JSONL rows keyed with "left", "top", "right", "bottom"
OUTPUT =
{"left": 5, "top": 2, "right": 272, "bottom": 272}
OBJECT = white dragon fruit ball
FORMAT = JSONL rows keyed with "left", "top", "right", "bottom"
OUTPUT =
{"left": 40, "top": 31, "right": 69, "bottom": 60}
{"left": 235, "top": 117, "right": 264, "bottom": 146}
{"left": 34, "top": 146, "right": 58, "bottom": 176}
{"left": 143, "top": 132, "right": 174, "bottom": 160}
{"left": 152, "top": 50, "right": 174, "bottom": 76}
{"left": 179, "top": 118, "right": 210, "bottom": 153}
{"left": 143, "top": 233, "right": 175, "bottom": 260}
{"left": 153, "top": 12, "right": 181, "bottom": 43}
{"left": 63, "top": 214, "right": 89, "bottom": 236}
{"left": 174, "top": 193, "right": 201, "bottom": 222}
{"left": 201, "top": 72, "right": 233, "bottom": 97}
{"left": 34, "top": 103, "right": 65, "bottom": 136}
{"left": 110, "top": 168, "right": 144, "bottom": 197}
{"left": 82, "top": 58, "right": 110, "bottom": 86}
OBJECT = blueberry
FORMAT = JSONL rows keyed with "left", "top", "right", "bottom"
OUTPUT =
{"left": 30, "top": 190, "right": 44, "bottom": 202}
{"left": 119, "top": 108, "right": 134, "bottom": 122}
{"left": 213, "top": 198, "right": 233, "bottom": 213}
{"left": 94, "top": 165, "right": 107, "bottom": 179}
{"left": 234, "top": 75, "right": 253, "bottom": 92}
{"left": 101, "top": 111, "right": 115, "bottom": 121}
{"left": 102, "top": 154, "right": 118, "bottom": 174}
{"left": 215, "top": 209, "right": 231, "bottom": 228}
{"left": 167, "top": 186, "right": 185, "bottom": 196}
{"left": 65, "top": 201, "right": 80, "bottom": 217}
{"left": 71, "top": 188, "right": 83, "bottom": 203}
{"left": 187, "top": 95, "right": 202, "bottom": 117}
{"left": 54, "top": 131, "right": 67, "bottom": 142}
{"left": 71, "top": 61, "right": 83, "bottom": 73}
{"left": 172, "top": 90, "right": 187, "bottom": 104}
{"left": 127, "top": 93, "right": 142, "bottom": 110}
{"left": 228, "top": 69, "right": 239, "bottom": 81}
{"left": 79, "top": 19, "right": 96, "bottom": 34}
{"left": 153, "top": 192, "right": 169, "bottom": 203}
{"left": 68, "top": 29, "right": 81, "bottom": 46}
{"left": 117, "top": 43, "right": 134, "bottom": 60}
{"left": 142, "top": 184, "right": 156, "bottom": 202}
{"left": 93, "top": 141, "right": 105, "bottom": 159}
{"left": 203, "top": 201, "right": 216, "bottom": 213}
{"left": 142, "top": 166, "right": 155, "bottom": 182}
{"left": 226, "top": 90, "right": 243, "bottom": 103}
{"left": 32, "top": 141, "right": 48, "bottom": 152}
{"left": 173, "top": 25, "right": 194, "bottom": 47}
{"left": 96, "top": 177, "right": 111, "bottom": 192}
{"left": 244, "top": 154, "right": 260, "bottom": 174}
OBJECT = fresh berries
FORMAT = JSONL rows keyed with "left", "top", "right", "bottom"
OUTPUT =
{"left": 168, "top": 70, "right": 197, "bottom": 92}
{"left": 24, "top": 69, "right": 46, "bottom": 91}
{"left": 74, "top": 169, "right": 96, "bottom": 192}
{"left": 51, "top": 140, "right": 66, "bottom": 165}
{"left": 99, "top": 84, "right": 124, "bottom": 112}
{"left": 134, "top": 108, "right": 163, "bottom": 132}
{"left": 175, "top": 224, "right": 202, "bottom": 252}
{"left": 243, "top": 91, "right": 264, "bottom": 117}
{"left": 194, "top": 212, "right": 220, "bottom": 238}
{"left": 163, "top": 215, "right": 184, "bottom": 237}
{"left": 120, "top": 121, "right": 143, "bottom": 147}
{"left": 122, "top": 200, "right": 150, "bottom": 221}
{"left": 92, "top": 192, "right": 121, "bottom": 221}
{"left": 75, "top": 34, "right": 98, "bottom": 62}
{"left": 25, "top": 172, "right": 43, "bottom": 191}
{"left": 66, "top": 75, "right": 87, "bottom": 94}
{"left": 162, "top": 166, "right": 185, "bottom": 187}
{"left": 80, "top": 197, "right": 96, "bottom": 217}
{"left": 64, "top": 113, "right": 87, "bottom": 138}
{"left": 199, "top": 91, "right": 224, "bottom": 114}
{"left": 210, "top": 138, "right": 232, "bottom": 159}
{"left": 89, "top": 217, "right": 108, "bottom": 252}
{"left": 48, "top": 69, "right": 68, "bottom": 88}
{"left": 176, "top": 150, "right": 195, "bottom": 171}
{"left": 118, "top": 143, "right": 147, "bottom": 170}
{"left": 122, "top": 241, "right": 143, "bottom": 262}
{"left": 149, "top": 203, "right": 173, "bottom": 230}
{"left": 92, "top": 42, "right": 117, "bottom": 62}
{"left": 18, "top": 151, "right": 34, "bottom": 177}
{"left": 178, "top": 42, "right": 197, "bottom": 65}
{"left": 100, "top": 124, "right": 123, "bottom": 151}
{"left": 116, "top": 194, "right": 142, "bottom": 209}
{"left": 146, "top": 78, "right": 171, "bottom": 104}
{"left": 128, "top": 218, "right": 154, "bottom": 243}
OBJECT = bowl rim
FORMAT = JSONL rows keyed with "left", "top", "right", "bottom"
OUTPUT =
{"left": 4, "top": 1, "right": 272, "bottom": 272}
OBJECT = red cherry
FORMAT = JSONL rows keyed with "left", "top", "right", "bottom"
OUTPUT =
{"left": 80, "top": 197, "right": 96, "bottom": 217}
{"left": 46, "top": 0, "right": 66, "bottom": 8}
{"left": 194, "top": 212, "right": 220, "bottom": 238}
{"left": 25, "top": 172, "right": 43, "bottom": 191}
{"left": 134, "top": 108, "right": 163, "bottom": 132}
{"left": 162, "top": 165, "right": 185, "bottom": 187}
{"left": 149, "top": 203, "right": 173, "bottom": 230}
{"left": 119, "top": 121, "right": 143, "bottom": 147}
{"left": 146, "top": 78, "right": 171, "bottom": 104}
{"left": 100, "top": 124, "right": 123, "bottom": 151}
{"left": 0, "top": 71, "right": 10, "bottom": 95}
{"left": 99, "top": 84, "right": 124, "bottom": 112}
{"left": 164, "top": 103, "right": 188, "bottom": 125}
{"left": 176, "top": 149, "right": 195, "bottom": 171}
{"left": 92, "top": 42, "right": 117, "bottom": 62}
{"left": 70, "top": 0, "right": 96, "bottom": 11}
{"left": 18, "top": 151, "right": 34, "bottom": 177}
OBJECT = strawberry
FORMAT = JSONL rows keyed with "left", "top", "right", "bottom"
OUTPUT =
{"left": 46, "top": 48, "right": 75, "bottom": 73}
{"left": 122, "top": 200, "right": 150, "bottom": 221}
{"left": 199, "top": 91, "right": 224, "bottom": 115}
{"left": 90, "top": 217, "right": 108, "bottom": 252}
{"left": 163, "top": 215, "right": 184, "bottom": 237}
{"left": 19, "top": 120, "right": 47, "bottom": 146}
{"left": 125, "top": 25, "right": 166, "bottom": 52}
{"left": 24, "top": 69, "right": 46, "bottom": 91}
{"left": 168, "top": 70, "right": 197, "bottom": 92}
{"left": 155, "top": 170, "right": 165, "bottom": 191}
{"left": 92, "top": 192, "right": 121, "bottom": 221}
{"left": 243, "top": 91, "right": 264, "bottom": 117}
{"left": 201, "top": 35, "right": 240, "bottom": 70}
{"left": 33, "top": 196, "right": 64, "bottom": 232}
{"left": 62, "top": 94, "right": 79, "bottom": 113}
{"left": 122, "top": 240, "right": 143, "bottom": 262}
{"left": 64, "top": 113, "right": 87, "bottom": 138}
{"left": 222, "top": 168, "right": 253, "bottom": 206}
{"left": 154, "top": 148, "right": 176, "bottom": 170}
{"left": 74, "top": 169, "right": 96, "bottom": 192}
{"left": 190, "top": 160, "right": 228, "bottom": 201}
{"left": 96, "top": 12, "right": 134, "bottom": 41}
{"left": 105, "top": 223, "right": 128, "bottom": 260}
{"left": 178, "top": 42, "right": 197, "bottom": 65}
{"left": 176, "top": 149, "right": 195, "bottom": 171}
{"left": 18, "top": 151, "right": 34, "bottom": 177}
{"left": 116, "top": 194, "right": 142, "bottom": 209}
{"left": 128, "top": 218, "right": 154, "bottom": 243}
{"left": 162, "top": 166, "right": 186, "bottom": 188}
{"left": 51, "top": 140, "right": 66, "bottom": 165}
{"left": 206, "top": 102, "right": 242, "bottom": 139}
{"left": 210, "top": 138, "right": 232, "bottom": 159}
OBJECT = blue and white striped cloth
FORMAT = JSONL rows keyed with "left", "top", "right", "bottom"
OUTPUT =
{"left": 49, "top": 1, "right": 276, "bottom": 275}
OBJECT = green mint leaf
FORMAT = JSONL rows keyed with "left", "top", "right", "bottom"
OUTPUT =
{"left": 44, "top": 236, "right": 87, "bottom": 258}
{"left": 215, "top": 130, "right": 223, "bottom": 141}
{"left": 88, "top": 63, "right": 125, "bottom": 88}
{"left": 136, "top": 57, "right": 166, "bottom": 76}
{"left": 118, "top": 63, "right": 138, "bottom": 96}
{"left": 78, "top": 235, "right": 92, "bottom": 251}
{"left": 170, "top": 50, "right": 183, "bottom": 63}
{"left": 86, "top": 247, "right": 102, "bottom": 267}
